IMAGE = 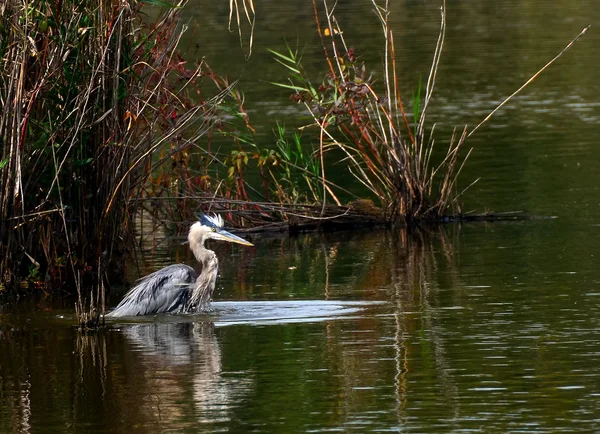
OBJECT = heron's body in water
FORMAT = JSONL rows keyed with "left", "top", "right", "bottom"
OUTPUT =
{"left": 107, "top": 214, "right": 253, "bottom": 317}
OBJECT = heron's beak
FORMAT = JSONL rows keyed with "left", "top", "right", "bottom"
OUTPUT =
{"left": 215, "top": 229, "right": 254, "bottom": 246}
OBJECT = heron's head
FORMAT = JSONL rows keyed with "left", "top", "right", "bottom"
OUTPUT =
{"left": 189, "top": 214, "right": 254, "bottom": 249}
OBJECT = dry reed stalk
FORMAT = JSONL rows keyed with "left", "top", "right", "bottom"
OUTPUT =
{"left": 468, "top": 25, "right": 590, "bottom": 138}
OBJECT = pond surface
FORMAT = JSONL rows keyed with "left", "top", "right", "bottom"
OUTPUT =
{"left": 2, "top": 0, "right": 600, "bottom": 432}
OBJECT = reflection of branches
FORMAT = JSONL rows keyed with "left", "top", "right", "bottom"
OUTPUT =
{"left": 394, "top": 312, "right": 409, "bottom": 425}
{"left": 76, "top": 332, "right": 108, "bottom": 397}
{"left": 311, "top": 226, "right": 463, "bottom": 423}
{"left": 386, "top": 226, "right": 463, "bottom": 423}
{"left": 0, "top": 328, "right": 32, "bottom": 434}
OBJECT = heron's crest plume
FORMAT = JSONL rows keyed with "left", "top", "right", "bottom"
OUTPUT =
{"left": 199, "top": 213, "right": 224, "bottom": 229}
{"left": 191, "top": 213, "right": 253, "bottom": 248}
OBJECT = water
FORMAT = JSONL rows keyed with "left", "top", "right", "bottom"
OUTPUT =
{"left": 3, "top": 226, "right": 600, "bottom": 432}
{"left": 2, "top": 0, "right": 600, "bottom": 432}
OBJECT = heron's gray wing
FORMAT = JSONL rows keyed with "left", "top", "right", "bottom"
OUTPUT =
{"left": 107, "top": 264, "right": 196, "bottom": 317}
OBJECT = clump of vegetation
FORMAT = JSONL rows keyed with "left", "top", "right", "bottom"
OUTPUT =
{"left": 269, "top": 0, "right": 467, "bottom": 223}
{"left": 151, "top": 0, "right": 470, "bottom": 228}
{"left": 264, "top": 0, "right": 588, "bottom": 225}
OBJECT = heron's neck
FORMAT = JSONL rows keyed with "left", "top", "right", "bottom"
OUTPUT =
{"left": 191, "top": 241, "right": 216, "bottom": 268}
{"left": 188, "top": 243, "right": 219, "bottom": 311}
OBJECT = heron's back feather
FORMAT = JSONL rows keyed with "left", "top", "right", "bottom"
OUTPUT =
{"left": 107, "top": 264, "right": 196, "bottom": 317}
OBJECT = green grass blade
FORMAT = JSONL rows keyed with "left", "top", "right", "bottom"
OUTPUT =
{"left": 267, "top": 48, "right": 297, "bottom": 64}
{"left": 272, "top": 57, "right": 301, "bottom": 74}
{"left": 271, "top": 82, "right": 309, "bottom": 92}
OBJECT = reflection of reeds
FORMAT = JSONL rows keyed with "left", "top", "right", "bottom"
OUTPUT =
{"left": 386, "top": 227, "right": 462, "bottom": 421}
{"left": 75, "top": 330, "right": 108, "bottom": 394}
{"left": 0, "top": 327, "right": 32, "bottom": 432}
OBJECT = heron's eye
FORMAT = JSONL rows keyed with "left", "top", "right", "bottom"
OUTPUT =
{"left": 211, "top": 227, "right": 216, "bottom": 232}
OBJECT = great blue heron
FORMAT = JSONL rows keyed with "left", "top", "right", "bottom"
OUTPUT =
{"left": 107, "top": 214, "right": 253, "bottom": 317}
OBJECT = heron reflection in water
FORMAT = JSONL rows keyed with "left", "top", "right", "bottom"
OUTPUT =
{"left": 107, "top": 214, "right": 253, "bottom": 317}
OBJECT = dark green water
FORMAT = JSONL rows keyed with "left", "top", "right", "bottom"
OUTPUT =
{"left": 2, "top": 0, "right": 600, "bottom": 432}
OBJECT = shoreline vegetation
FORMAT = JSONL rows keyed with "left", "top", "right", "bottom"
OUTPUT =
{"left": 0, "top": 0, "right": 588, "bottom": 326}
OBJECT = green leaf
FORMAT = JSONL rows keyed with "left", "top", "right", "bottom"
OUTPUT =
{"left": 0, "top": 158, "right": 7, "bottom": 170}
{"left": 307, "top": 84, "right": 319, "bottom": 99}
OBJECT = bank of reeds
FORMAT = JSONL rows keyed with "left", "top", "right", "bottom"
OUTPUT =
{"left": 0, "top": 0, "right": 237, "bottom": 318}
